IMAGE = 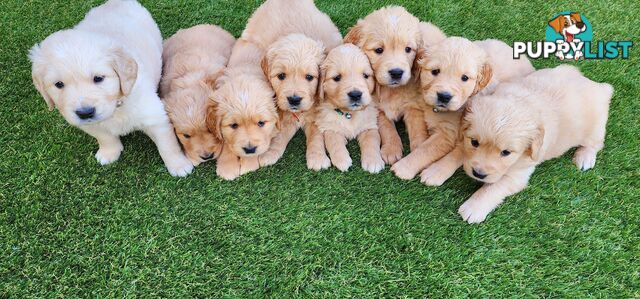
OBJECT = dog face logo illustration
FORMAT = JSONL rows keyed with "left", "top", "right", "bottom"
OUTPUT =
{"left": 548, "top": 13, "right": 587, "bottom": 43}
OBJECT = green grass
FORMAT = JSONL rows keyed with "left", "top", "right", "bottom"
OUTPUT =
{"left": 1, "top": 0, "right": 639, "bottom": 297}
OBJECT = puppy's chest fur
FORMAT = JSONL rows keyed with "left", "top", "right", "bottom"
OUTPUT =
{"left": 280, "top": 110, "right": 310, "bottom": 130}
{"left": 315, "top": 103, "right": 378, "bottom": 140}
{"left": 377, "top": 82, "right": 421, "bottom": 121}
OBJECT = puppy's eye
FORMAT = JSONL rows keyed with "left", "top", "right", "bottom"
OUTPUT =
{"left": 333, "top": 75, "right": 342, "bottom": 82}
{"left": 461, "top": 75, "right": 469, "bottom": 82}
{"left": 405, "top": 47, "right": 412, "bottom": 53}
{"left": 501, "top": 150, "right": 511, "bottom": 157}
{"left": 363, "top": 73, "right": 370, "bottom": 79}
{"left": 277, "top": 73, "right": 286, "bottom": 81}
{"left": 471, "top": 139, "right": 479, "bottom": 148}
{"left": 431, "top": 69, "right": 440, "bottom": 76}
{"left": 257, "top": 121, "right": 266, "bottom": 127}
{"left": 230, "top": 123, "right": 239, "bottom": 129}
{"left": 94, "top": 76, "right": 105, "bottom": 83}
{"left": 55, "top": 81, "right": 65, "bottom": 89}
{"left": 375, "top": 48, "right": 384, "bottom": 54}
{"left": 305, "top": 74, "right": 314, "bottom": 82}
{"left": 183, "top": 134, "right": 191, "bottom": 139}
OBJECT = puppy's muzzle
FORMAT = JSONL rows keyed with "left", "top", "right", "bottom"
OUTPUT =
{"left": 75, "top": 107, "right": 96, "bottom": 120}
{"left": 243, "top": 145, "right": 257, "bottom": 155}
{"left": 287, "top": 95, "right": 302, "bottom": 108}
{"left": 348, "top": 90, "right": 363, "bottom": 103}
{"left": 200, "top": 152, "right": 215, "bottom": 161}
{"left": 472, "top": 168, "right": 488, "bottom": 180}
{"left": 436, "top": 92, "right": 453, "bottom": 106}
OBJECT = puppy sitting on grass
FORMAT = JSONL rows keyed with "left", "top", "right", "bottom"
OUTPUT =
{"left": 457, "top": 65, "right": 613, "bottom": 223}
{"left": 314, "top": 44, "right": 384, "bottom": 173}
{"left": 160, "top": 24, "right": 235, "bottom": 166}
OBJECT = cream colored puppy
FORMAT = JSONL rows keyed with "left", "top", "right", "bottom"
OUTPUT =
{"left": 29, "top": 0, "right": 193, "bottom": 177}
{"left": 314, "top": 44, "right": 384, "bottom": 173}
{"left": 391, "top": 37, "right": 535, "bottom": 181}
{"left": 345, "top": 6, "right": 446, "bottom": 164}
{"left": 160, "top": 24, "right": 235, "bottom": 166}
{"left": 259, "top": 34, "right": 331, "bottom": 170}
{"left": 207, "top": 40, "right": 279, "bottom": 180}
{"left": 457, "top": 65, "right": 613, "bottom": 223}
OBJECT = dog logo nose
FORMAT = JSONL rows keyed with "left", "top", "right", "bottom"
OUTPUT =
{"left": 75, "top": 107, "right": 96, "bottom": 120}
{"left": 348, "top": 90, "right": 363, "bottom": 102}
{"left": 287, "top": 95, "right": 302, "bottom": 106}
{"left": 200, "top": 152, "right": 214, "bottom": 160}
{"left": 243, "top": 145, "right": 257, "bottom": 154}
{"left": 436, "top": 92, "right": 453, "bottom": 104}
{"left": 389, "top": 68, "right": 404, "bottom": 80}
{"left": 472, "top": 168, "right": 488, "bottom": 180}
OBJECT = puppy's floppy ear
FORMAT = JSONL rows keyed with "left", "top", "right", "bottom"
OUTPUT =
{"left": 201, "top": 69, "right": 225, "bottom": 90}
{"left": 112, "top": 48, "right": 138, "bottom": 96}
{"left": 32, "top": 72, "right": 55, "bottom": 111}
{"left": 528, "top": 126, "right": 545, "bottom": 161}
{"left": 260, "top": 54, "right": 270, "bottom": 78}
{"left": 412, "top": 48, "right": 427, "bottom": 80}
{"left": 548, "top": 15, "right": 566, "bottom": 33}
{"left": 29, "top": 45, "right": 55, "bottom": 111}
{"left": 317, "top": 64, "right": 327, "bottom": 102}
{"left": 471, "top": 63, "right": 493, "bottom": 96}
{"left": 344, "top": 22, "right": 363, "bottom": 46}
{"left": 205, "top": 98, "right": 223, "bottom": 140}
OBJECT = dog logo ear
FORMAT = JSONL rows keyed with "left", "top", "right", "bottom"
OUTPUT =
{"left": 528, "top": 126, "right": 545, "bottom": 161}
{"left": 548, "top": 15, "right": 566, "bottom": 33}
{"left": 205, "top": 98, "right": 223, "bottom": 140}
{"left": 112, "top": 48, "right": 138, "bottom": 97}
{"left": 344, "top": 22, "right": 363, "bottom": 46}
{"left": 471, "top": 63, "right": 493, "bottom": 96}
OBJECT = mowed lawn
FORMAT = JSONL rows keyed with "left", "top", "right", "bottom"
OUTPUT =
{"left": 1, "top": 0, "right": 639, "bottom": 297}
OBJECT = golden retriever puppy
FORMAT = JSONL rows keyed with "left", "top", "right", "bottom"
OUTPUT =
{"left": 457, "top": 65, "right": 613, "bottom": 223}
{"left": 29, "top": 0, "right": 193, "bottom": 177}
{"left": 345, "top": 6, "right": 446, "bottom": 164}
{"left": 314, "top": 44, "right": 384, "bottom": 173}
{"left": 207, "top": 40, "right": 279, "bottom": 180}
{"left": 259, "top": 34, "right": 331, "bottom": 170}
{"left": 160, "top": 24, "right": 235, "bottom": 166}
{"left": 391, "top": 37, "right": 535, "bottom": 181}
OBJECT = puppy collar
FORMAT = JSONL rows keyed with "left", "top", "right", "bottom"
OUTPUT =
{"left": 335, "top": 108, "right": 352, "bottom": 120}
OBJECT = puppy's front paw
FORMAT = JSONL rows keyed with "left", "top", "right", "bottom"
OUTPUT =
{"left": 258, "top": 150, "right": 282, "bottom": 167}
{"left": 166, "top": 155, "right": 194, "bottom": 177}
{"left": 391, "top": 158, "right": 418, "bottom": 180}
{"left": 331, "top": 155, "right": 352, "bottom": 172}
{"left": 307, "top": 152, "right": 331, "bottom": 171}
{"left": 361, "top": 154, "right": 385, "bottom": 174}
{"left": 420, "top": 163, "right": 452, "bottom": 186}
{"left": 573, "top": 147, "right": 597, "bottom": 171}
{"left": 95, "top": 145, "right": 123, "bottom": 165}
{"left": 216, "top": 162, "right": 240, "bottom": 181}
{"left": 458, "top": 198, "right": 498, "bottom": 224}
{"left": 380, "top": 142, "right": 403, "bottom": 165}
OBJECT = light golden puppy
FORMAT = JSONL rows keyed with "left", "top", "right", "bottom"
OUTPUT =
{"left": 345, "top": 6, "right": 446, "bottom": 164}
{"left": 314, "top": 44, "right": 384, "bottom": 173}
{"left": 457, "top": 65, "right": 613, "bottom": 223}
{"left": 160, "top": 24, "right": 235, "bottom": 166}
{"left": 391, "top": 37, "right": 535, "bottom": 181}
{"left": 259, "top": 34, "right": 331, "bottom": 170}
{"left": 207, "top": 40, "right": 279, "bottom": 180}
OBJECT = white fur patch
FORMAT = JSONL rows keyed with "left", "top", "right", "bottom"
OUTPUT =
{"left": 340, "top": 45, "right": 356, "bottom": 54}
{"left": 389, "top": 15, "right": 400, "bottom": 27}
{"left": 238, "top": 89, "right": 249, "bottom": 104}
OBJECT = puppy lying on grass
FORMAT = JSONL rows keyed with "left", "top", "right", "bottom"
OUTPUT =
{"left": 160, "top": 24, "right": 235, "bottom": 166}
{"left": 29, "top": 0, "right": 193, "bottom": 177}
{"left": 457, "top": 65, "right": 613, "bottom": 223}
{"left": 314, "top": 44, "right": 384, "bottom": 173}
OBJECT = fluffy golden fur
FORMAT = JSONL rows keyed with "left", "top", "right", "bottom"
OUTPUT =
{"left": 314, "top": 44, "right": 384, "bottom": 173}
{"left": 344, "top": 6, "right": 446, "bottom": 164}
{"left": 207, "top": 40, "right": 279, "bottom": 180}
{"left": 456, "top": 65, "right": 613, "bottom": 223}
{"left": 160, "top": 24, "right": 235, "bottom": 166}
{"left": 391, "top": 37, "right": 535, "bottom": 181}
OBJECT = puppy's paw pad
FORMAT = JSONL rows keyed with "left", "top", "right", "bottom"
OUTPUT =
{"left": 332, "top": 156, "right": 352, "bottom": 172}
{"left": 391, "top": 159, "right": 417, "bottom": 180}
{"left": 95, "top": 147, "right": 123, "bottom": 165}
{"left": 573, "top": 148, "right": 597, "bottom": 171}
{"left": 167, "top": 156, "right": 194, "bottom": 177}
{"left": 362, "top": 155, "right": 385, "bottom": 174}
{"left": 420, "top": 165, "right": 450, "bottom": 187}
{"left": 307, "top": 153, "right": 331, "bottom": 171}
{"left": 259, "top": 150, "right": 281, "bottom": 167}
{"left": 458, "top": 199, "right": 493, "bottom": 224}
{"left": 380, "top": 144, "right": 403, "bottom": 165}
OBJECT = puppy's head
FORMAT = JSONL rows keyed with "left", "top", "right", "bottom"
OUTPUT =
{"left": 344, "top": 6, "right": 421, "bottom": 87}
{"left": 262, "top": 34, "right": 325, "bottom": 113}
{"left": 548, "top": 13, "right": 586, "bottom": 39}
{"left": 164, "top": 76, "right": 222, "bottom": 166}
{"left": 415, "top": 37, "right": 492, "bottom": 112}
{"left": 29, "top": 30, "right": 137, "bottom": 127}
{"left": 320, "top": 44, "right": 375, "bottom": 111}
{"left": 461, "top": 95, "right": 543, "bottom": 184}
{"left": 208, "top": 73, "right": 278, "bottom": 157}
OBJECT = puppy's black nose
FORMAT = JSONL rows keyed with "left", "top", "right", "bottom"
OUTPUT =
{"left": 243, "top": 146, "right": 257, "bottom": 154}
{"left": 436, "top": 92, "right": 453, "bottom": 104}
{"left": 389, "top": 68, "right": 404, "bottom": 80}
{"left": 472, "top": 168, "right": 488, "bottom": 180}
{"left": 576, "top": 22, "right": 585, "bottom": 29}
{"left": 201, "top": 153, "right": 214, "bottom": 160}
{"left": 75, "top": 107, "right": 96, "bottom": 120}
{"left": 348, "top": 90, "right": 363, "bottom": 102}
{"left": 287, "top": 95, "right": 302, "bottom": 107}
